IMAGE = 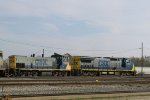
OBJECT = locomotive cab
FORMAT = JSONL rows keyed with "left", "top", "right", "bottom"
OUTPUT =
{"left": 122, "top": 58, "right": 126, "bottom": 68}
{"left": 121, "top": 58, "right": 134, "bottom": 70}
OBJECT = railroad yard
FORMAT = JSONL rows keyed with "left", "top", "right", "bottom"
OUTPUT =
{"left": 0, "top": 75, "right": 150, "bottom": 99}
{"left": 2, "top": 0, "right": 150, "bottom": 99}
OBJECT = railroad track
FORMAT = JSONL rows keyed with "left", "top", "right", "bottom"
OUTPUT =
{"left": 0, "top": 81, "right": 150, "bottom": 85}
{"left": 0, "top": 76, "right": 150, "bottom": 85}
{"left": 1, "top": 75, "right": 150, "bottom": 80}
{"left": 0, "top": 75, "right": 150, "bottom": 97}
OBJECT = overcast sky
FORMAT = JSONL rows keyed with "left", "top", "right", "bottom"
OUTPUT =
{"left": 1, "top": 0, "right": 150, "bottom": 58}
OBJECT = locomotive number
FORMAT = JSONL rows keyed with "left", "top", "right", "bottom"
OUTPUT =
{"left": 35, "top": 59, "right": 48, "bottom": 66}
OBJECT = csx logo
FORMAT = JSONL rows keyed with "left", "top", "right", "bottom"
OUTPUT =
{"left": 35, "top": 59, "right": 48, "bottom": 66}
{"left": 99, "top": 61, "right": 109, "bottom": 68}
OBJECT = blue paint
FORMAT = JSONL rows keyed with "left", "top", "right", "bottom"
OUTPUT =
{"left": 98, "top": 60, "right": 110, "bottom": 68}
{"left": 60, "top": 64, "right": 67, "bottom": 69}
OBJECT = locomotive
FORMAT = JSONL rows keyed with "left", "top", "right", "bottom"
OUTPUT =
{"left": 80, "top": 57, "right": 135, "bottom": 76}
{"left": 0, "top": 51, "right": 136, "bottom": 77}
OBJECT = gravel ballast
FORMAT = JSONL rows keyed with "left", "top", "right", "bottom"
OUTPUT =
{"left": 0, "top": 84, "right": 150, "bottom": 96}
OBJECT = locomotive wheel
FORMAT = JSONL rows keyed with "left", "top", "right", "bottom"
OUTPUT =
{"left": 31, "top": 71, "right": 37, "bottom": 76}
{"left": 89, "top": 72, "right": 97, "bottom": 76}
{"left": 60, "top": 72, "right": 66, "bottom": 76}
{"left": 37, "top": 71, "right": 42, "bottom": 76}
{"left": 49, "top": 72, "right": 53, "bottom": 76}
{"left": 83, "top": 72, "right": 88, "bottom": 76}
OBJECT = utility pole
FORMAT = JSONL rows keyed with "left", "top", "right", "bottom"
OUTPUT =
{"left": 42, "top": 49, "right": 44, "bottom": 57}
{"left": 141, "top": 42, "right": 144, "bottom": 76}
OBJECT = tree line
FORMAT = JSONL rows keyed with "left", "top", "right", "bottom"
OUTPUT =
{"left": 130, "top": 57, "right": 150, "bottom": 67}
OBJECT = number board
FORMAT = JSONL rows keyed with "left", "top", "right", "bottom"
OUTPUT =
{"left": 71, "top": 56, "right": 80, "bottom": 69}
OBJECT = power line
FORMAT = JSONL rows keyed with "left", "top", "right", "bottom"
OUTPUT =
{"left": 0, "top": 38, "right": 116, "bottom": 52}
{"left": 0, "top": 38, "right": 74, "bottom": 50}
{"left": 93, "top": 48, "right": 139, "bottom": 56}
{"left": 0, "top": 38, "right": 141, "bottom": 56}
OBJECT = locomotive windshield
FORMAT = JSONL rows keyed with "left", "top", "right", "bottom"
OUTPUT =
{"left": 122, "top": 58, "right": 126, "bottom": 67}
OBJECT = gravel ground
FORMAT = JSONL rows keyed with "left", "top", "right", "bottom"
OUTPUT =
{"left": 13, "top": 92, "right": 150, "bottom": 100}
{"left": 0, "top": 84, "right": 150, "bottom": 96}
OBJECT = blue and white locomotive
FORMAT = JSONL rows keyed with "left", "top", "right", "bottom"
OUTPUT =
{"left": 80, "top": 57, "right": 135, "bottom": 75}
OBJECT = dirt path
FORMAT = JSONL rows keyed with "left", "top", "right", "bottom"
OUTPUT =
{"left": 13, "top": 92, "right": 150, "bottom": 100}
